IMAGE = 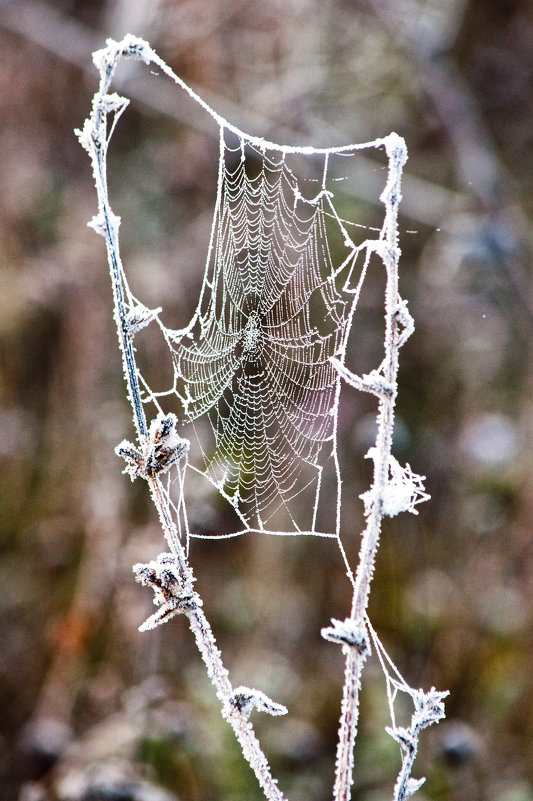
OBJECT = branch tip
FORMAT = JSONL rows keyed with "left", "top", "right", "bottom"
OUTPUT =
{"left": 321, "top": 618, "right": 370, "bottom": 655}
{"left": 229, "top": 687, "right": 288, "bottom": 720}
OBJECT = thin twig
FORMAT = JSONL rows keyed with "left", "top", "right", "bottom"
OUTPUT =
{"left": 329, "top": 133, "right": 408, "bottom": 801}
{"left": 77, "top": 39, "right": 288, "bottom": 801}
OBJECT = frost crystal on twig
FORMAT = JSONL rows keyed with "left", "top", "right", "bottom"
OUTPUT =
{"left": 133, "top": 553, "right": 200, "bottom": 631}
{"left": 386, "top": 686, "right": 448, "bottom": 801}
{"left": 116, "top": 413, "right": 189, "bottom": 480}
{"left": 330, "top": 358, "right": 395, "bottom": 398}
{"left": 321, "top": 618, "right": 370, "bottom": 655}
{"left": 229, "top": 688, "right": 288, "bottom": 720}
{"left": 393, "top": 298, "right": 415, "bottom": 349}
{"left": 124, "top": 303, "right": 162, "bottom": 337}
{"left": 360, "top": 449, "right": 430, "bottom": 517}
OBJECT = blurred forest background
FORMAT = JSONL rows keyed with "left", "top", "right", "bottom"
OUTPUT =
{"left": 1, "top": 1, "right": 533, "bottom": 800}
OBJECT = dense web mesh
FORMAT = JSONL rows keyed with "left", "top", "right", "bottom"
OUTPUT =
{"left": 79, "top": 37, "right": 414, "bottom": 546}
{"left": 124, "top": 122, "right": 397, "bottom": 540}
{"left": 161, "top": 135, "right": 360, "bottom": 535}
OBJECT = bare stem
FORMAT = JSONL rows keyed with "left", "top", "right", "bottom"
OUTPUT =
{"left": 78, "top": 39, "right": 288, "bottom": 801}
{"left": 332, "top": 133, "right": 407, "bottom": 801}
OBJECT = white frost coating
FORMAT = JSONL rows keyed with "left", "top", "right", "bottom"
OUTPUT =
{"left": 380, "top": 132, "right": 408, "bottom": 206}
{"left": 386, "top": 686, "right": 448, "bottom": 801}
{"left": 330, "top": 359, "right": 395, "bottom": 398}
{"left": 360, "top": 450, "right": 430, "bottom": 517}
{"left": 125, "top": 303, "right": 162, "bottom": 336}
{"left": 365, "top": 618, "right": 449, "bottom": 801}
{"left": 321, "top": 618, "right": 369, "bottom": 652}
{"left": 229, "top": 687, "right": 288, "bottom": 720}
{"left": 403, "top": 778, "right": 427, "bottom": 799}
{"left": 133, "top": 553, "right": 199, "bottom": 631}
{"left": 78, "top": 34, "right": 445, "bottom": 801}
{"left": 116, "top": 413, "right": 189, "bottom": 480}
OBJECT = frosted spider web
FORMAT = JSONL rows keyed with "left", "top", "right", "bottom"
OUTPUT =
{"left": 157, "top": 132, "right": 368, "bottom": 538}
{"left": 133, "top": 124, "right": 392, "bottom": 543}
{"left": 84, "top": 36, "right": 412, "bottom": 548}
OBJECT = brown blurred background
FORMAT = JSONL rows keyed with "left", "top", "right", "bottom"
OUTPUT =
{"left": 1, "top": 1, "right": 533, "bottom": 800}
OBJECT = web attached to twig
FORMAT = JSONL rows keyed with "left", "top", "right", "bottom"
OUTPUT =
{"left": 366, "top": 616, "right": 448, "bottom": 801}
{"left": 79, "top": 37, "right": 427, "bottom": 555}
{"left": 155, "top": 132, "right": 372, "bottom": 539}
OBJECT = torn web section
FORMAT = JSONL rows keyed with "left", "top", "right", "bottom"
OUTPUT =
{"left": 166, "top": 131, "right": 368, "bottom": 538}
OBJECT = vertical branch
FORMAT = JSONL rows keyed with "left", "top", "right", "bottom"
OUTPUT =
{"left": 352, "top": 132, "right": 408, "bottom": 620}
{"left": 77, "top": 38, "right": 288, "bottom": 801}
{"left": 333, "top": 646, "right": 364, "bottom": 801}
{"left": 82, "top": 52, "right": 148, "bottom": 440}
{"left": 329, "top": 133, "right": 408, "bottom": 801}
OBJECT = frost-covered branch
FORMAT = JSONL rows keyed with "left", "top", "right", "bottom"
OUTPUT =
{"left": 77, "top": 36, "right": 288, "bottom": 801}
{"left": 327, "top": 133, "right": 443, "bottom": 800}
{"left": 386, "top": 685, "right": 448, "bottom": 801}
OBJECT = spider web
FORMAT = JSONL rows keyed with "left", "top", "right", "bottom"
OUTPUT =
{"left": 91, "top": 39, "right": 404, "bottom": 543}
{"left": 157, "top": 133, "right": 365, "bottom": 537}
